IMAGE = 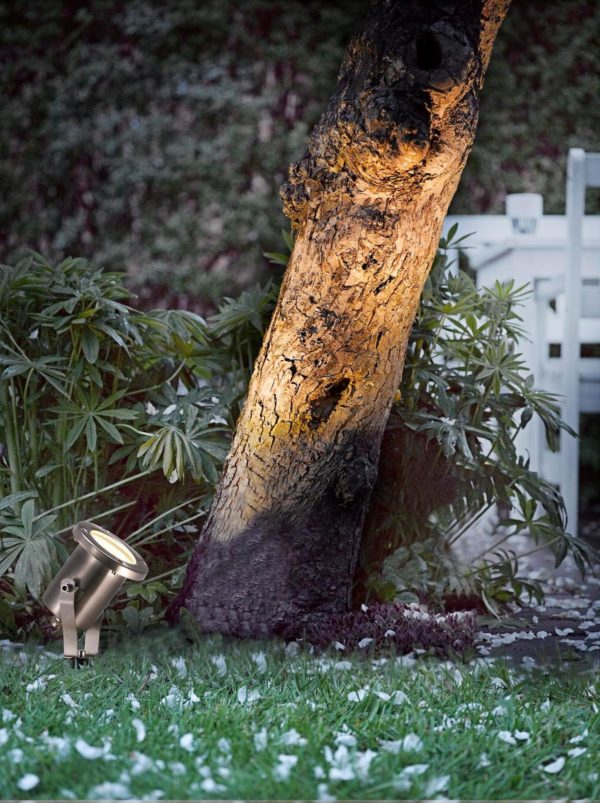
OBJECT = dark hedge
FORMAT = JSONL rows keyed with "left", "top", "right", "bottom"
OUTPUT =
{"left": 1, "top": 0, "right": 598, "bottom": 308}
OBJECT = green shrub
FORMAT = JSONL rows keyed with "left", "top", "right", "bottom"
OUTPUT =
{"left": 0, "top": 253, "right": 233, "bottom": 636}
{"left": 355, "top": 228, "right": 594, "bottom": 613}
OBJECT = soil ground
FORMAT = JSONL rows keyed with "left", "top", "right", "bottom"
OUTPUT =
{"left": 457, "top": 531, "right": 600, "bottom": 671}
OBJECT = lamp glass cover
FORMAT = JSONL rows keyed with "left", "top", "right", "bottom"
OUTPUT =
{"left": 89, "top": 528, "right": 137, "bottom": 564}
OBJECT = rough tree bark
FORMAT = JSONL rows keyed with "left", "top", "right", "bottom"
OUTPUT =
{"left": 172, "top": 0, "right": 510, "bottom": 638}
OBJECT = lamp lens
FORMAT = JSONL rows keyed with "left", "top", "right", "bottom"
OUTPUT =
{"left": 89, "top": 529, "right": 137, "bottom": 564}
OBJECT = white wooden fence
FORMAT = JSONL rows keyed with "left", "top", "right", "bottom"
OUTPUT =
{"left": 442, "top": 148, "right": 600, "bottom": 536}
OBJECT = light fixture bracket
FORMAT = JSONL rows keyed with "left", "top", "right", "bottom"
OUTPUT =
{"left": 57, "top": 577, "right": 103, "bottom": 666}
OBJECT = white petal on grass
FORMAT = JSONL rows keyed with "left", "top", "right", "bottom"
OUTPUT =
{"left": 334, "top": 661, "right": 352, "bottom": 670}
{"left": 568, "top": 747, "right": 587, "bottom": 758}
{"left": 9, "top": 748, "right": 24, "bottom": 763}
{"left": 88, "top": 781, "right": 131, "bottom": 799}
{"left": 423, "top": 775, "right": 450, "bottom": 796}
{"left": 355, "top": 748, "right": 377, "bottom": 780}
{"left": 281, "top": 728, "right": 307, "bottom": 746}
{"left": 358, "top": 638, "right": 373, "bottom": 649}
{"left": 168, "top": 761, "right": 187, "bottom": 776}
{"left": 347, "top": 689, "right": 368, "bottom": 702}
{"left": 130, "top": 752, "right": 154, "bottom": 775}
{"left": 329, "top": 765, "right": 355, "bottom": 781}
{"left": 42, "top": 733, "right": 70, "bottom": 757}
{"left": 273, "top": 753, "right": 298, "bottom": 781}
{"left": 0, "top": 728, "right": 8, "bottom": 747}
{"left": 334, "top": 729, "right": 357, "bottom": 747}
{"left": 194, "top": 758, "right": 211, "bottom": 776}
{"left": 541, "top": 698, "right": 551, "bottom": 712}
{"left": 17, "top": 773, "right": 39, "bottom": 791}
{"left": 402, "top": 733, "right": 424, "bottom": 751}
{"left": 131, "top": 719, "right": 146, "bottom": 744}
{"left": 254, "top": 727, "right": 268, "bottom": 752}
{"left": 75, "top": 737, "right": 110, "bottom": 759}
{"left": 325, "top": 744, "right": 355, "bottom": 781}
{"left": 200, "top": 778, "right": 226, "bottom": 793}
{"left": 392, "top": 764, "right": 429, "bottom": 792}
{"left": 478, "top": 753, "right": 491, "bottom": 768}
{"left": 171, "top": 656, "right": 187, "bottom": 678}
{"left": 211, "top": 654, "right": 227, "bottom": 675}
{"left": 61, "top": 693, "right": 78, "bottom": 708}
{"left": 186, "top": 689, "right": 200, "bottom": 705}
{"left": 333, "top": 642, "right": 346, "bottom": 651}
{"left": 126, "top": 693, "right": 141, "bottom": 710}
{"left": 179, "top": 733, "right": 194, "bottom": 752}
{"left": 2, "top": 709, "right": 15, "bottom": 722}
{"left": 392, "top": 690, "right": 408, "bottom": 704}
{"left": 514, "top": 730, "right": 530, "bottom": 741}
{"left": 379, "top": 734, "right": 423, "bottom": 754}
{"left": 316, "top": 782, "right": 336, "bottom": 801}
{"left": 160, "top": 686, "right": 183, "bottom": 708}
{"left": 498, "top": 731, "right": 517, "bottom": 745}
{"left": 217, "top": 737, "right": 231, "bottom": 754}
{"left": 374, "top": 691, "right": 391, "bottom": 701}
{"left": 569, "top": 728, "right": 588, "bottom": 743}
{"left": 379, "top": 739, "right": 403, "bottom": 755}
{"left": 26, "top": 677, "right": 48, "bottom": 693}
{"left": 542, "top": 756, "right": 565, "bottom": 774}
{"left": 237, "top": 685, "right": 261, "bottom": 704}
{"left": 251, "top": 651, "right": 267, "bottom": 673}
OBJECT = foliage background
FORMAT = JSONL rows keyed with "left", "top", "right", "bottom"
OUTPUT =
{"left": 1, "top": 0, "right": 599, "bottom": 310}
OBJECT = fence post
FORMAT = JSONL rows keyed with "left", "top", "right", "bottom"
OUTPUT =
{"left": 563, "top": 148, "right": 586, "bottom": 536}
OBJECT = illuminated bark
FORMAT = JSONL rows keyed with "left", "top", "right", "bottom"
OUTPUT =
{"left": 173, "top": 0, "right": 510, "bottom": 638}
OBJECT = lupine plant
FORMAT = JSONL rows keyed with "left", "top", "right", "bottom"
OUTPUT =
{"left": 357, "top": 226, "right": 594, "bottom": 613}
{"left": 0, "top": 253, "right": 233, "bottom": 636}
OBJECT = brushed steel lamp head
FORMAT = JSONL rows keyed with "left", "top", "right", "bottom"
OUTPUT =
{"left": 43, "top": 521, "right": 148, "bottom": 665}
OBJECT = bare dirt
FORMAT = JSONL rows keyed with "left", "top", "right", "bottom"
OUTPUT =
{"left": 455, "top": 530, "right": 600, "bottom": 670}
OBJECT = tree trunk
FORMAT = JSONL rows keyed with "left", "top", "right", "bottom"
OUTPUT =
{"left": 171, "top": 0, "right": 510, "bottom": 639}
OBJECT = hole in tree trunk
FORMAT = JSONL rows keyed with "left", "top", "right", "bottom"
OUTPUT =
{"left": 415, "top": 31, "right": 443, "bottom": 70}
{"left": 309, "top": 378, "right": 350, "bottom": 430}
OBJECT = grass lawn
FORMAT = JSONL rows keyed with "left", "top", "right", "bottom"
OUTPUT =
{"left": 0, "top": 629, "right": 598, "bottom": 801}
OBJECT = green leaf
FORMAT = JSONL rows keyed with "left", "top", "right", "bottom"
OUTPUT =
{"left": 85, "top": 416, "right": 97, "bottom": 452}
{"left": 0, "top": 547, "right": 21, "bottom": 579}
{"left": 446, "top": 222, "right": 458, "bottom": 244}
{"left": 65, "top": 417, "right": 87, "bottom": 451}
{"left": 95, "top": 415, "right": 124, "bottom": 444}
{"left": 263, "top": 251, "right": 289, "bottom": 266}
{"left": 81, "top": 328, "right": 100, "bottom": 364}
{"left": 0, "top": 491, "right": 38, "bottom": 512}
{"left": 20, "top": 499, "right": 35, "bottom": 536}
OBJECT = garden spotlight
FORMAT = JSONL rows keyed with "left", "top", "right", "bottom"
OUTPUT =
{"left": 43, "top": 521, "right": 148, "bottom": 665}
